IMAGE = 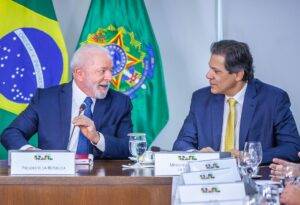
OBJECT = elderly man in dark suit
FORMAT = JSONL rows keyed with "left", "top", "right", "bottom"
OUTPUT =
{"left": 1, "top": 44, "right": 132, "bottom": 159}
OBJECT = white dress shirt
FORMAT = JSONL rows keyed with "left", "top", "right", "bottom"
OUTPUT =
{"left": 21, "top": 81, "right": 106, "bottom": 152}
{"left": 220, "top": 83, "right": 248, "bottom": 151}
{"left": 67, "top": 81, "right": 105, "bottom": 152}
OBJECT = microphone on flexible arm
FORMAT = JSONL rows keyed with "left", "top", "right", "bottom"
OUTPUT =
{"left": 67, "top": 103, "right": 86, "bottom": 151}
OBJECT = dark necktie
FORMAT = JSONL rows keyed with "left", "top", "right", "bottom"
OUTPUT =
{"left": 76, "top": 97, "right": 93, "bottom": 155}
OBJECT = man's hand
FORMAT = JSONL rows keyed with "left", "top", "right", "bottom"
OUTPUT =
{"left": 280, "top": 184, "right": 300, "bottom": 205}
{"left": 199, "top": 147, "right": 215, "bottom": 153}
{"left": 72, "top": 115, "right": 100, "bottom": 144}
{"left": 269, "top": 158, "right": 300, "bottom": 181}
{"left": 229, "top": 149, "right": 240, "bottom": 158}
{"left": 25, "top": 147, "right": 41, "bottom": 151}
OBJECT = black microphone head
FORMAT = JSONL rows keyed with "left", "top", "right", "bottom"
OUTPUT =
{"left": 79, "top": 103, "right": 86, "bottom": 112}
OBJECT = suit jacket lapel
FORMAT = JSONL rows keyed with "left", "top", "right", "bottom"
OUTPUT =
{"left": 211, "top": 94, "right": 224, "bottom": 150}
{"left": 59, "top": 82, "right": 72, "bottom": 149}
{"left": 239, "top": 80, "right": 257, "bottom": 149}
{"left": 92, "top": 90, "right": 112, "bottom": 129}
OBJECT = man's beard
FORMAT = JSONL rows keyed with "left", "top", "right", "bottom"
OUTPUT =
{"left": 95, "top": 89, "right": 108, "bottom": 99}
{"left": 95, "top": 84, "right": 110, "bottom": 99}
{"left": 87, "top": 81, "right": 110, "bottom": 99}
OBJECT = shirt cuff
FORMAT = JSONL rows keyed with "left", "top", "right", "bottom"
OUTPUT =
{"left": 91, "top": 132, "right": 105, "bottom": 152}
{"left": 186, "top": 149, "right": 197, "bottom": 152}
{"left": 20, "top": 144, "right": 37, "bottom": 150}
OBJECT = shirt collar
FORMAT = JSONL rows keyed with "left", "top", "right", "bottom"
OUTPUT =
{"left": 72, "top": 81, "right": 96, "bottom": 106}
{"left": 225, "top": 82, "right": 248, "bottom": 105}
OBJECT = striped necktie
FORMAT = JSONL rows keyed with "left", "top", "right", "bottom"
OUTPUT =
{"left": 76, "top": 97, "right": 93, "bottom": 155}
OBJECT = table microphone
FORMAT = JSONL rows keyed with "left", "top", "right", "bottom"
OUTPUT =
{"left": 67, "top": 103, "right": 86, "bottom": 150}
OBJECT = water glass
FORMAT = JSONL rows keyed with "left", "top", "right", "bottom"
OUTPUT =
{"left": 244, "top": 141, "right": 263, "bottom": 177}
{"left": 142, "top": 151, "right": 154, "bottom": 164}
{"left": 128, "top": 133, "right": 147, "bottom": 166}
{"left": 237, "top": 151, "right": 252, "bottom": 176}
{"left": 258, "top": 184, "right": 279, "bottom": 205}
{"left": 283, "top": 165, "right": 299, "bottom": 186}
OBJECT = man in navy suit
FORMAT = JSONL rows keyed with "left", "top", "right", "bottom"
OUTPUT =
{"left": 173, "top": 40, "right": 300, "bottom": 163}
{"left": 1, "top": 44, "right": 132, "bottom": 159}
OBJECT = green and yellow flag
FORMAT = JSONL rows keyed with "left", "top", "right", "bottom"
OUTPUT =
{"left": 0, "top": 0, "right": 69, "bottom": 159}
{"left": 78, "top": 0, "right": 169, "bottom": 146}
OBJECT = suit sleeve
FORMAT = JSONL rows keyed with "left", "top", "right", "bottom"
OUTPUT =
{"left": 0, "top": 91, "right": 40, "bottom": 150}
{"left": 263, "top": 91, "right": 300, "bottom": 163}
{"left": 96, "top": 96, "right": 133, "bottom": 159}
{"left": 173, "top": 93, "right": 198, "bottom": 151}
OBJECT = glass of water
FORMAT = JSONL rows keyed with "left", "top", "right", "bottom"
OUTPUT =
{"left": 244, "top": 141, "right": 263, "bottom": 177}
{"left": 128, "top": 133, "right": 147, "bottom": 166}
{"left": 283, "top": 164, "right": 300, "bottom": 186}
{"left": 237, "top": 151, "right": 252, "bottom": 176}
{"left": 258, "top": 184, "right": 280, "bottom": 205}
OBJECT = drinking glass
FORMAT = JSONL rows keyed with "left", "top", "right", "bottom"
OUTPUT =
{"left": 128, "top": 133, "right": 147, "bottom": 166}
{"left": 257, "top": 184, "right": 279, "bottom": 205}
{"left": 243, "top": 141, "right": 263, "bottom": 177}
{"left": 282, "top": 164, "right": 300, "bottom": 186}
{"left": 237, "top": 151, "right": 252, "bottom": 176}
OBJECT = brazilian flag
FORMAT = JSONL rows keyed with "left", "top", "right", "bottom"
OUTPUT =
{"left": 78, "top": 0, "right": 169, "bottom": 146}
{"left": 0, "top": 0, "right": 69, "bottom": 159}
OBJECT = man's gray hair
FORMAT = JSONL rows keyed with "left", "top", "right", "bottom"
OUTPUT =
{"left": 70, "top": 44, "right": 112, "bottom": 72}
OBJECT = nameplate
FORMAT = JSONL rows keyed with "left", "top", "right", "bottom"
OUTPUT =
{"left": 182, "top": 168, "right": 241, "bottom": 185}
{"left": 188, "top": 158, "right": 238, "bottom": 172}
{"left": 178, "top": 182, "right": 246, "bottom": 203}
{"left": 10, "top": 150, "right": 75, "bottom": 175}
{"left": 176, "top": 199, "right": 245, "bottom": 205}
{"left": 154, "top": 152, "right": 219, "bottom": 176}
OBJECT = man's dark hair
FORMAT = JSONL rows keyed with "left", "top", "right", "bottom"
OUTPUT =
{"left": 210, "top": 40, "right": 254, "bottom": 81}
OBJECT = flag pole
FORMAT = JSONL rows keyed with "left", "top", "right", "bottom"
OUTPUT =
{"left": 216, "top": 0, "right": 223, "bottom": 41}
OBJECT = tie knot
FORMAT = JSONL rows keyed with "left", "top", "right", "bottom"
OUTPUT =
{"left": 84, "top": 97, "right": 93, "bottom": 108}
{"left": 227, "top": 98, "right": 237, "bottom": 107}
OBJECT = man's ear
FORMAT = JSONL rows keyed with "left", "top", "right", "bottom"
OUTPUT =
{"left": 235, "top": 70, "right": 245, "bottom": 81}
{"left": 73, "top": 68, "right": 84, "bottom": 81}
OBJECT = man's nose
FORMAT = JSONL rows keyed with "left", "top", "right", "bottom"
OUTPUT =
{"left": 104, "top": 70, "right": 113, "bottom": 81}
{"left": 206, "top": 69, "right": 213, "bottom": 79}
